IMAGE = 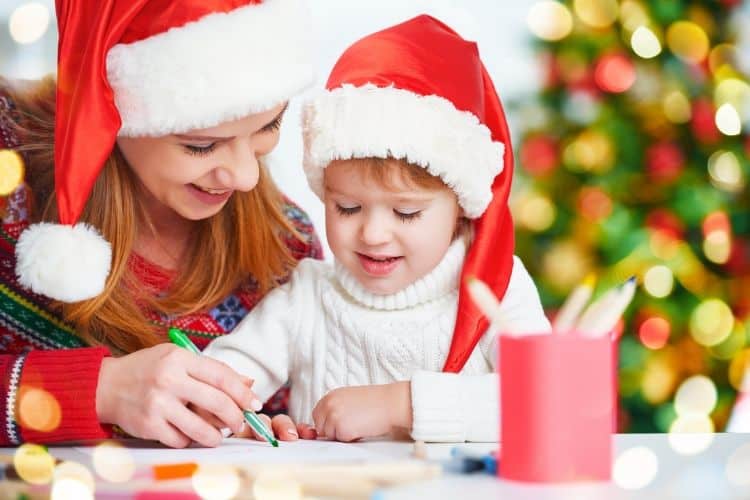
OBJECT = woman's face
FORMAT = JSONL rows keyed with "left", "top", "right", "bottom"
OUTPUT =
{"left": 117, "top": 103, "right": 287, "bottom": 221}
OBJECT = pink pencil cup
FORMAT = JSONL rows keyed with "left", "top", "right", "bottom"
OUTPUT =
{"left": 499, "top": 333, "right": 615, "bottom": 483}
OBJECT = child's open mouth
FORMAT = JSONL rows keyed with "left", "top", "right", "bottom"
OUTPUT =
{"left": 356, "top": 253, "right": 403, "bottom": 276}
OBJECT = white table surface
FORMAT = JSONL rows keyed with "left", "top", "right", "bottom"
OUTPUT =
{"left": 4, "top": 433, "right": 750, "bottom": 499}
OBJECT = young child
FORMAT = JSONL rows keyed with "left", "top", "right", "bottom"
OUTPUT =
{"left": 204, "top": 15, "right": 551, "bottom": 442}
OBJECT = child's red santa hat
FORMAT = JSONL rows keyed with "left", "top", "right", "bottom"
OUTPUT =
{"left": 16, "top": 0, "right": 314, "bottom": 302}
{"left": 302, "top": 15, "right": 515, "bottom": 372}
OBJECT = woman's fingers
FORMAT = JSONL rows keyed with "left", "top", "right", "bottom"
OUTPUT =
{"left": 270, "top": 414, "right": 299, "bottom": 441}
{"left": 174, "top": 377, "right": 247, "bottom": 434}
{"left": 185, "top": 356, "right": 260, "bottom": 411}
{"left": 156, "top": 421, "right": 193, "bottom": 449}
{"left": 164, "top": 398, "right": 225, "bottom": 447}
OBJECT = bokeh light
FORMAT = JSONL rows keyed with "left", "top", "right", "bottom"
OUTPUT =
{"left": 714, "top": 78, "right": 750, "bottom": 122}
{"left": 690, "top": 299, "right": 734, "bottom": 347}
{"left": 709, "top": 322, "right": 746, "bottom": 360}
{"left": 619, "top": 1, "right": 649, "bottom": 32}
{"left": 192, "top": 464, "right": 241, "bottom": 500}
{"left": 666, "top": 21, "right": 709, "bottom": 63}
{"left": 674, "top": 375, "right": 718, "bottom": 417}
{"left": 594, "top": 53, "right": 636, "bottom": 93}
{"left": 253, "top": 472, "right": 303, "bottom": 500}
{"left": 567, "top": 129, "right": 615, "bottom": 172}
{"left": 573, "top": 0, "right": 619, "bottom": 29}
{"left": 0, "top": 149, "right": 25, "bottom": 196}
{"left": 708, "top": 150, "right": 745, "bottom": 193}
{"left": 8, "top": 2, "right": 50, "bottom": 44}
{"left": 17, "top": 387, "right": 61, "bottom": 433}
{"left": 92, "top": 441, "right": 136, "bottom": 483}
{"left": 527, "top": 1, "right": 573, "bottom": 41}
{"left": 631, "top": 26, "right": 661, "bottom": 59}
{"left": 51, "top": 461, "right": 95, "bottom": 500}
{"left": 542, "top": 240, "right": 592, "bottom": 292}
{"left": 641, "top": 355, "right": 676, "bottom": 403}
{"left": 13, "top": 444, "right": 56, "bottom": 485}
{"left": 663, "top": 90, "right": 692, "bottom": 123}
{"left": 726, "top": 443, "right": 750, "bottom": 487}
{"left": 613, "top": 446, "right": 659, "bottom": 490}
{"left": 639, "top": 317, "right": 671, "bottom": 350}
{"left": 516, "top": 191, "right": 557, "bottom": 232}
{"left": 563, "top": 91, "right": 601, "bottom": 124}
{"left": 703, "top": 231, "right": 732, "bottom": 264}
{"left": 709, "top": 44, "right": 739, "bottom": 75}
{"left": 643, "top": 265, "right": 674, "bottom": 298}
{"left": 577, "top": 186, "right": 612, "bottom": 221}
{"left": 728, "top": 349, "right": 750, "bottom": 391}
{"left": 668, "top": 414, "right": 715, "bottom": 455}
{"left": 715, "top": 103, "right": 742, "bottom": 136}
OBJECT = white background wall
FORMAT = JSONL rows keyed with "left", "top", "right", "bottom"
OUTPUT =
{"left": 0, "top": 0, "right": 540, "bottom": 258}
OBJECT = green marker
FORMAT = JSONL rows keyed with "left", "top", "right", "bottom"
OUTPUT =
{"left": 168, "top": 327, "right": 279, "bottom": 447}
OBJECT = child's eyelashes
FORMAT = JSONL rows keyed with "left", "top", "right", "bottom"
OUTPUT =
{"left": 334, "top": 204, "right": 423, "bottom": 222}
{"left": 335, "top": 204, "right": 361, "bottom": 216}
{"left": 184, "top": 143, "right": 217, "bottom": 156}
{"left": 394, "top": 209, "right": 422, "bottom": 222}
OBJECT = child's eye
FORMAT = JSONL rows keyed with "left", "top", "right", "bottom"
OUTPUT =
{"left": 394, "top": 209, "right": 422, "bottom": 222}
{"left": 335, "top": 204, "right": 361, "bottom": 216}
{"left": 184, "top": 143, "right": 217, "bottom": 156}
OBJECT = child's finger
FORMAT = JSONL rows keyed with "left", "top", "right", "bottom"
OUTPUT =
{"left": 296, "top": 423, "right": 317, "bottom": 440}
{"left": 270, "top": 414, "right": 299, "bottom": 441}
{"left": 311, "top": 402, "right": 327, "bottom": 437}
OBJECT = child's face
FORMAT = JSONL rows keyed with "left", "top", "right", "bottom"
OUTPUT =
{"left": 324, "top": 161, "right": 461, "bottom": 295}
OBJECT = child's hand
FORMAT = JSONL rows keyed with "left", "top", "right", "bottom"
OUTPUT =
{"left": 312, "top": 382, "right": 412, "bottom": 442}
{"left": 234, "top": 413, "right": 318, "bottom": 442}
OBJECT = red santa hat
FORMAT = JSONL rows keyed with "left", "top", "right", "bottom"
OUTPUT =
{"left": 302, "top": 15, "right": 516, "bottom": 372}
{"left": 16, "top": 0, "right": 314, "bottom": 302}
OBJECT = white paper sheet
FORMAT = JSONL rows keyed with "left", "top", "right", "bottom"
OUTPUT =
{"left": 75, "top": 438, "right": 397, "bottom": 465}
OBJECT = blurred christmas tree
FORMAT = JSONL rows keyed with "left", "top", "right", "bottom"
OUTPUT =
{"left": 512, "top": 0, "right": 750, "bottom": 433}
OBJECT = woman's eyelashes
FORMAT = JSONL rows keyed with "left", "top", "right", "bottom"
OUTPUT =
{"left": 183, "top": 143, "right": 217, "bottom": 156}
{"left": 260, "top": 115, "right": 283, "bottom": 133}
{"left": 334, "top": 203, "right": 423, "bottom": 221}
{"left": 182, "top": 117, "right": 283, "bottom": 156}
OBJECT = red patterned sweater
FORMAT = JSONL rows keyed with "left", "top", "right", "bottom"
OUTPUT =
{"left": 0, "top": 90, "right": 323, "bottom": 445}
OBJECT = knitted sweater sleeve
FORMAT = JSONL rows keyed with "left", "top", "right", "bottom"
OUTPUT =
{"left": 203, "top": 260, "right": 319, "bottom": 403}
{"left": 0, "top": 89, "right": 112, "bottom": 445}
{"left": 410, "top": 256, "right": 550, "bottom": 442}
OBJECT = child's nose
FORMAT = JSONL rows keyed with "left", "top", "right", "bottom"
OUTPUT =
{"left": 360, "top": 214, "right": 392, "bottom": 246}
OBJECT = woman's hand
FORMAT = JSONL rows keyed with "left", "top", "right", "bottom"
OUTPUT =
{"left": 233, "top": 413, "right": 317, "bottom": 442}
{"left": 96, "top": 343, "right": 261, "bottom": 448}
{"left": 311, "top": 382, "right": 412, "bottom": 442}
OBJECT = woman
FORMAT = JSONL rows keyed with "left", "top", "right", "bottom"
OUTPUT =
{"left": 0, "top": 0, "right": 321, "bottom": 447}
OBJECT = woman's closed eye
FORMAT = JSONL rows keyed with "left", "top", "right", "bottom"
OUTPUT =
{"left": 184, "top": 143, "right": 217, "bottom": 156}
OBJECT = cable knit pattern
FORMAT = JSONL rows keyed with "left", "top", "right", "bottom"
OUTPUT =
{"left": 205, "top": 240, "right": 551, "bottom": 442}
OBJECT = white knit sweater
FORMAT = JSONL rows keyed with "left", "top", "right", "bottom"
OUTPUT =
{"left": 204, "top": 240, "right": 551, "bottom": 442}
